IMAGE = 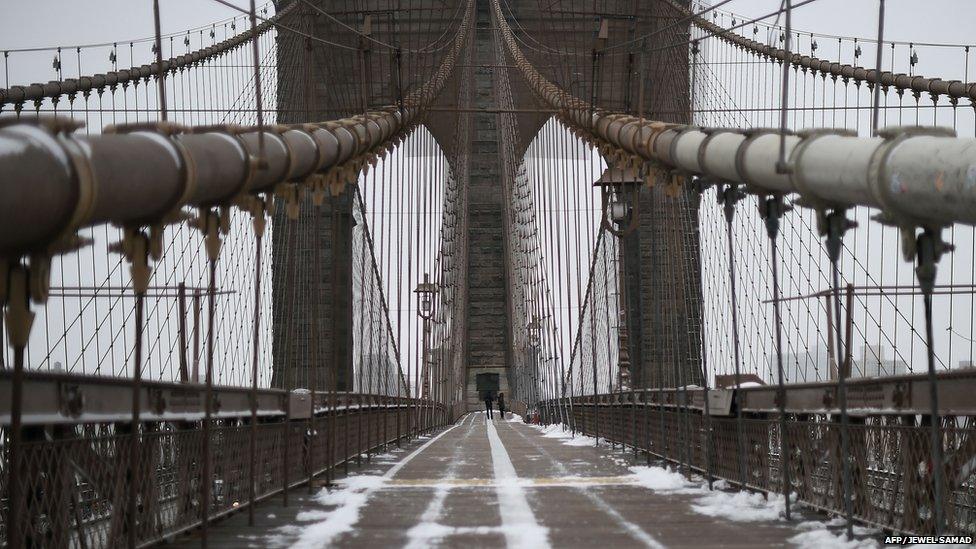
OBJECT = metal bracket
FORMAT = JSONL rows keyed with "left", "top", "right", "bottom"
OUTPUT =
{"left": 108, "top": 228, "right": 154, "bottom": 294}
{"left": 58, "top": 382, "right": 84, "bottom": 418}
{"left": 717, "top": 182, "right": 745, "bottom": 223}
{"left": 2, "top": 263, "right": 35, "bottom": 348}
{"left": 758, "top": 194, "right": 792, "bottom": 241}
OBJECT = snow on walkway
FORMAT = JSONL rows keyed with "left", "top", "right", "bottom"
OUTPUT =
{"left": 184, "top": 414, "right": 894, "bottom": 549}
{"left": 288, "top": 421, "right": 462, "bottom": 549}
{"left": 524, "top": 421, "right": 889, "bottom": 549}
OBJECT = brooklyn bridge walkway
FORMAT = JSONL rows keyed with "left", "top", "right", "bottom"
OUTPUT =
{"left": 6, "top": 1, "right": 976, "bottom": 544}
{"left": 176, "top": 413, "right": 844, "bottom": 549}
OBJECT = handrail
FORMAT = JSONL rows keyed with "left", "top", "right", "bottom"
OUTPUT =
{"left": 0, "top": 367, "right": 436, "bottom": 426}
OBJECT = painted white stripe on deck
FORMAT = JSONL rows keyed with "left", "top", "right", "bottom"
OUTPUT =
{"left": 508, "top": 422, "right": 666, "bottom": 549}
{"left": 405, "top": 414, "right": 480, "bottom": 549}
{"left": 386, "top": 419, "right": 465, "bottom": 478}
{"left": 485, "top": 414, "right": 552, "bottom": 549}
{"left": 291, "top": 419, "right": 464, "bottom": 548}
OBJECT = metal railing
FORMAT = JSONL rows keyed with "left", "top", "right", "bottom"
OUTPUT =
{"left": 540, "top": 367, "right": 976, "bottom": 536}
{"left": 0, "top": 369, "right": 451, "bottom": 547}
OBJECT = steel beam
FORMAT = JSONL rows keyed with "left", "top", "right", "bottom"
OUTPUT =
{"left": 575, "top": 366, "right": 976, "bottom": 417}
{"left": 0, "top": 369, "right": 425, "bottom": 425}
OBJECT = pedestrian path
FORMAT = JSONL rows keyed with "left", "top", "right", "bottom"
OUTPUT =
{"left": 177, "top": 413, "right": 876, "bottom": 548}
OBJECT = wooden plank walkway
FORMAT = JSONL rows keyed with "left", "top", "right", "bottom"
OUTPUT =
{"left": 173, "top": 413, "right": 857, "bottom": 548}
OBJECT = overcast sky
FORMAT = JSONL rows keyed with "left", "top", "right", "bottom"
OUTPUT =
{"left": 3, "top": 1, "right": 974, "bottom": 51}
{"left": 3, "top": 1, "right": 973, "bottom": 90}
{"left": 1, "top": 1, "right": 250, "bottom": 50}
{"left": 725, "top": 0, "right": 975, "bottom": 46}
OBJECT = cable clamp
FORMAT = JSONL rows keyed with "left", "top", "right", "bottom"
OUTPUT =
{"left": 734, "top": 127, "right": 786, "bottom": 194}
{"left": 108, "top": 227, "right": 153, "bottom": 294}
{"left": 273, "top": 183, "right": 303, "bottom": 221}
{"left": 2, "top": 262, "right": 36, "bottom": 347}
{"left": 307, "top": 173, "right": 329, "bottom": 207}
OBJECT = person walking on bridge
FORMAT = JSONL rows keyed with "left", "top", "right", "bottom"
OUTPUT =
{"left": 484, "top": 391, "right": 494, "bottom": 419}
{"left": 497, "top": 392, "right": 506, "bottom": 420}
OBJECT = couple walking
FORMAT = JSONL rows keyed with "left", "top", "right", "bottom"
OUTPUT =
{"left": 484, "top": 391, "right": 505, "bottom": 420}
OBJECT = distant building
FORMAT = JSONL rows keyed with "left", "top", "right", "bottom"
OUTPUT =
{"left": 886, "top": 359, "right": 909, "bottom": 376}
{"left": 851, "top": 344, "right": 909, "bottom": 378}
{"left": 767, "top": 349, "right": 832, "bottom": 384}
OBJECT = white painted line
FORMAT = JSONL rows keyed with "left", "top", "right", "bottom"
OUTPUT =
{"left": 507, "top": 421, "right": 666, "bottom": 549}
{"left": 485, "top": 414, "right": 552, "bottom": 549}
{"left": 405, "top": 414, "right": 480, "bottom": 549}
{"left": 386, "top": 418, "right": 464, "bottom": 478}
{"left": 290, "top": 419, "right": 465, "bottom": 548}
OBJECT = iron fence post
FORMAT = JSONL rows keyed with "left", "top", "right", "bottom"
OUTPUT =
{"left": 248, "top": 208, "right": 265, "bottom": 525}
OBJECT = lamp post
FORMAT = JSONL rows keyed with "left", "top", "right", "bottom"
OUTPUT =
{"left": 596, "top": 166, "right": 641, "bottom": 448}
{"left": 595, "top": 165, "right": 639, "bottom": 391}
{"left": 414, "top": 273, "right": 437, "bottom": 433}
{"left": 527, "top": 317, "right": 542, "bottom": 420}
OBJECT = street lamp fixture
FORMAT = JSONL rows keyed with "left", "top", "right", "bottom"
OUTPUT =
{"left": 594, "top": 165, "right": 643, "bottom": 237}
{"left": 527, "top": 317, "right": 542, "bottom": 347}
{"left": 414, "top": 272, "right": 438, "bottom": 408}
{"left": 414, "top": 273, "right": 437, "bottom": 320}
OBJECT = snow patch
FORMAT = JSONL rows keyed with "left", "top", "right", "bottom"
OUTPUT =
{"left": 691, "top": 488, "right": 786, "bottom": 522}
{"left": 287, "top": 423, "right": 462, "bottom": 548}
{"left": 536, "top": 424, "right": 571, "bottom": 438}
{"left": 316, "top": 474, "right": 387, "bottom": 502}
{"left": 527, "top": 423, "right": 606, "bottom": 447}
{"left": 795, "top": 517, "right": 846, "bottom": 531}
{"left": 407, "top": 521, "right": 455, "bottom": 543}
{"left": 625, "top": 465, "right": 785, "bottom": 521}
{"left": 294, "top": 510, "right": 331, "bottom": 522}
{"left": 560, "top": 435, "right": 601, "bottom": 446}
{"left": 629, "top": 465, "right": 700, "bottom": 492}
{"left": 788, "top": 525, "right": 879, "bottom": 549}
{"left": 289, "top": 475, "right": 387, "bottom": 548}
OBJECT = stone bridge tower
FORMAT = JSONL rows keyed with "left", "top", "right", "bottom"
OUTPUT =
{"left": 271, "top": 0, "right": 704, "bottom": 400}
